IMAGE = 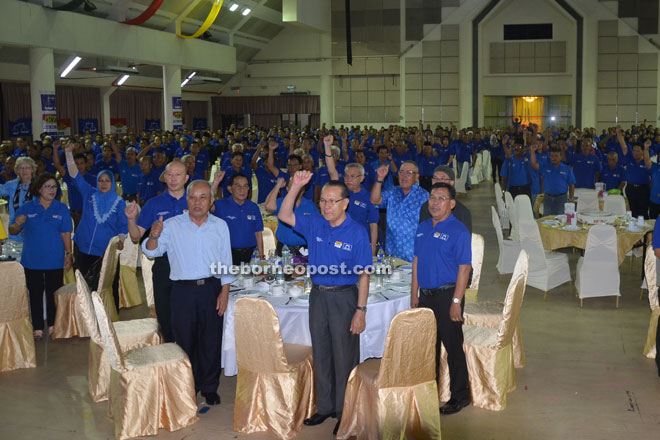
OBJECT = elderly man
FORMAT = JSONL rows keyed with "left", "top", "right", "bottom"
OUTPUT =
{"left": 371, "top": 160, "right": 429, "bottom": 262}
{"left": 412, "top": 182, "right": 471, "bottom": 415}
{"left": 142, "top": 180, "right": 233, "bottom": 406}
{"left": 279, "top": 171, "right": 371, "bottom": 435}
{"left": 418, "top": 165, "right": 472, "bottom": 232}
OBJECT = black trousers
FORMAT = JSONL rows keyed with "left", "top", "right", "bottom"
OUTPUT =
{"left": 627, "top": 184, "right": 650, "bottom": 219}
{"left": 491, "top": 157, "right": 503, "bottom": 183}
{"left": 419, "top": 289, "right": 470, "bottom": 402}
{"left": 75, "top": 244, "right": 120, "bottom": 311}
{"left": 171, "top": 278, "right": 223, "bottom": 394}
{"left": 656, "top": 315, "right": 660, "bottom": 374}
{"left": 508, "top": 184, "right": 532, "bottom": 202}
{"left": 24, "top": 268, "right": 63, "bottom": 331}
{"left": 419, "top": 176, "right": 433, "bottom": 192}
{"left": 231, "top": 247, "right": 254, "bottom": 266}
{"left": 309, "top": 285, "right": 360, "bottom": 418}
{"left": 152, "top": 255, "right": 175, "bottom": 342}
{"left": 649, "top": 201, "right": 660, "bottom": 220}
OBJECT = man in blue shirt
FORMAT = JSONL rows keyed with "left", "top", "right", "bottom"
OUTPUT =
{"left": 599, "top": 152, "right": 626, "bottom": 192}
{"left": 417, "top": 141, "right": 441, "bottom": 191}
{"left": 221, "top": 152, "right": 253, "bottom": 199}
{"left": 142, "top": 180, "right": 233, "bottom": 406}
{"left": 412, "top": 182, "right": 471, "bottom": 415}
{"left": 619, "top": 129, "right": 652, "bottom": 219}
{"left": 568, "top": 138, "right": 601, "bottom": 189}
{"left": 136, "top": 156, "right": 162, "bottom": 206}
{"left": 500, "top": 136, "right": 532, "bottom": 200}
{"left": 113, "top": 145, "right": 141, "bottom": 201}
{"left": 279, "top": 171, "right": 371, "bottom": 435}
{"left": 530, "top": 144, "right": 576, "bottom": 215}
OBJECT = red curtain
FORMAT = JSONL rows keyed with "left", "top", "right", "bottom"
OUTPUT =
{"left": 182, "top": 100, "right": 208, "bottom": 130}
{"left": 109, "top": 89, "right": 162, "bottom": 133}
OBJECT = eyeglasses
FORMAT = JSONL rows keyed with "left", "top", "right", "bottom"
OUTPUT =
{"left": 432, "top": 175, "right": 451, "bottom": 182}
{"left": 319, "top": 198, "right": 346, "bottom": 205}
{"left": 399, "top": 170, "right": 417, "bottom": 176}
{"left": 429, "top": 195, "right": 451, "bottom": 202}
{"left": 42, "top": 184, "right": 58, "bottom": 190}
{"left": 344, "top": 173, "right": 362, "bottom": 180}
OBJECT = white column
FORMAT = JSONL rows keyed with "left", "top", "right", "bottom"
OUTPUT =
{"left": 319, "top": 30, "right": 333, "bottom": 126}
{"left": 29, "top": 47, "right": 56, "bottom": 138}
{"left": 207, "top": 96, "right": 214, "bottom": 131}
{"left": 100, "top": 87, "right": 116, "bottom": 134}
{"left": 162, "top": 65, "right": 182, "bottom": 131}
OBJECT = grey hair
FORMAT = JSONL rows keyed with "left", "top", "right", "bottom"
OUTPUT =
{"left": 15, "top": 156, "right": 37, "bottom": 174}
{"left": 232, "top": 143, "right": 243, "bottom": 152}
{"left": 401, "top": 160, "right": 419, "bottom": 172}
{"left": 187, "top": 179, "right": 212, "bottom": 195}
{"left": 331, "top": 145, "right": 340, "bottom": 155}
{"left": 345, "top": 162, "right": 365, "bottom": 176}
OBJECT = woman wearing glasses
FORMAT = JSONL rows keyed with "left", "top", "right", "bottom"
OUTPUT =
{"left": 0, "top": 156, "right": 37, "bottom": 242}
{"left": 9, "top": 174, "right": 73, "bottom": 340}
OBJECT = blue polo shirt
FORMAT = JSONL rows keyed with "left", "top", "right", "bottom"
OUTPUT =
{"left": 454, "top": 141, "right": 473, "bottom": 163}
{"left": 315, "top": 165, "right": 344, "bottom": 188}
{"left": 194, "top": 151, "right": 209, "bottom": 174}
{"left": 137, "top": 170, "right": 163, "bottom": 203}
{"left": 63, "top": 172, "right": 97, "bottom": 211}
{"left": 624, "top": 157, "right": 651, "bottom": 185}
{"left": 137, "top": 190, "right": 188, "bottom": 231}
{"left": 434, "top": 145, "right": 455, "bottom": 165}
{"left": 92, "top": 158, "right": 119, "bottom": 176}
{"left": 254, "top": 164, "right": 279, "bottom": 204}
{"left": 653, "top": 219, "right": 660, "bottom": 249}
{"left": 500, "top": 156, "right": 531, "bottom": 187}
{"left": 17, "top": 199, "right": 73, "bottom": 270}
{"left": 370, "top": 160, "right": 394, "bottom": 191}
{"left": 540, "top": 162, "right": 576, "bottom": 195}
{"left": 418, "top": 154, "right": 441, "bottom": 177}
{"left": 414, "top": 214, "right": 471, "bottom": 289}
{"left": 221, "top": 166, "right": 253, "bottom": 198}
{"left": 118, "top": 161, "right": 141, "bottom": 195}
{"left": 212, "top": 197, "right": 263, "bottom": 248}
{"left": 600, "top": 164, "right": 626, "bottom": 191}
{"left": 273, "top": 197, "right": 319, "bottom": 246}
{"left": 391, "top": 149, "right": 415, "bottom": 171}
{"left": 361, "top": 162, "right": 376, "bottom": 191}
{"left": 347, "top": 188, "right": 379, "bottom": 234}
{"left": 649, "top": 164, "right": 660, "bottom": 204}
{"left": 293, "top": 214, "right": 372, "bottom": 285}
{"left": 569, "top": 153, "right": 601, "bottom": 189}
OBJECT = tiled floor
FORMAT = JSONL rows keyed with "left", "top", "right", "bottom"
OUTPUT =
{"left": 1, "top": 182, "right": 660, "bottom": 439}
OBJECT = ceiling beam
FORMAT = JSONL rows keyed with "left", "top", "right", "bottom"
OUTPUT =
{"left": 229, "top": 0, "right": 268, "bottom": 39}
{"left": 243, "top": 0, "right": 282, "bottom": 25}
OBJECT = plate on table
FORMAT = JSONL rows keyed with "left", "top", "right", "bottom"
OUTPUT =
{"left": 291, "top": 294, "right": 310, "bottom": 306}
{"left": 234, "top": 289, "right": 261, "bottom": 298}
{"left": 561, "top": 225, "right": 581, "bottom": 231}
{"left": 625, "top": 226, "right": 642, "bottom": 233}
{"left": 388, "top": 282, "right": 410, "bottom": 292}
{"left": 541, "top": 219, "right": 559, "bottom": 226}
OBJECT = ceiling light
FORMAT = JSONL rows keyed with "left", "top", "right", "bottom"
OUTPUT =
{"left": 242, "top": 8, "right": 251, "bottom": 15}
{"left": 229, "top": 3, "right": 239, "bottom": 11}
{"left": 60, "top": 56, "right": 82, "bottom": 78}
{"left": 187, "top": 72, "right": 197, "bottom": 80}
{"left": 117, "top": 74, "right": 130, "bottom": 86}
{"left": 550, "top": 116, "right": 556, "bottom": 121}
{"left": 181, "top": 78, "right": 190, "bottom": 87}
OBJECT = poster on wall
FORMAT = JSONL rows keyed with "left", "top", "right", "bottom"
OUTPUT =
{"left": 193, "top": 118, "right": 207, "bottom": 130}
{"left": 8, "top": 118, "right": 32, "bottom": 137}
{"left": 145, "top": 119, "right": 161, "bottom": 132}
{"left": 40, "top": 91, "right": 57, "bottom": 136}
{"left": 78, "top": 119, "right": 99, "bottom": 135}
{"left": 111, "top": 118, "right": 127, "bottom": 134}
{"left": 172, "top": 95, "right": 183, "bottom": 130}
{"left": 57, "top": 119, "right": 71, "bottom": 136}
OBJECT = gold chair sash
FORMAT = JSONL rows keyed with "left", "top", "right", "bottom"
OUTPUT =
{"left": 98, "top": 236, "right": 120, "bottom": 322}
{"left": 0, "top": 262, "right": 36, "bottom": 371}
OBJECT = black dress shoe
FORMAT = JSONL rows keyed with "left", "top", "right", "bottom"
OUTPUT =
{"left": 202, "top": 392, "right": 220, "bottom": 405}
{"left": 303, "top": 412, "right": 336, "bottom": 426}
{"left": 333, "top": 420, "right": 341, "bottom": 435}
{"left": 440, "top": 397, "right": 470, "bottom": 415}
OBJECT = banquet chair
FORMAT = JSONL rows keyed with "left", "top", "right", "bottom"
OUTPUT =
{"left": 75, "top": 270, "right": 161, "bottom": 402}
{"left": 118, "top": 236, "right": 142, "bottom": 309}
{"left": 465, "top": 233, "right": 484, "bottom": 303}
{"left": 575, "top": 225, "right": 620, "bottom": 308}
{"left": 455, "top": 161, "right": 469, "bottom": 194}
{"left": 494, "top": 183, "right": 510, "bottom": 229}
{"left": 492, "top": 206, "right": 521, "bottom": 275}
{"left": 53, "top": 236, "right": 120, "bottom": 339}
{"left": 482, "top": 149, "right": 492, "bottom": 182}
{"left": 464, "top": 250, "right": 529, "bottom": 369}
{"left": 518, "top": 219, "right": 571, "bottom": 299}
{"left": 337, "top": 308, "right": 441, "bottom": 440}
{"left": 0, "top": 262, "right": 36, "bottom": 372}
{"left": 91, "top": 292, "right": 197, "bottom": 440}
{"left": 576, "top": 190, "right": 599, "bottom": 213}
{"left": 604, "top": 194, "right": 626, "bottom": 215}
{"left": 643, "top": 246, "right": 660, "bottom": 359}
{"left": 233, "top": 298, "right": 315, "bottom": 440}
{"left": 0, "top": 212, "right": 9, "bottom": 234}
{"left": 140, "top": 253, "right": 156, "bottom": 318}
{"left": 514, "top": 195, "right": 534, "bottom": 222}
{"left": 262, "top": 227, "right": 277, "bottom": 257}
{"left": 505, "top": 191, "right": 518, "bottom": 240}
{"left": 470, "top": 152, "right": 483, "bottom": 185}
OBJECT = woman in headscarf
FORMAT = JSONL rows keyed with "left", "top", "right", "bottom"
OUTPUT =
{"left": 0, "top": 157, "right": 36, "bottom": 241}
{"left": 64, "top": 142, "right": 128, "bottom": 279}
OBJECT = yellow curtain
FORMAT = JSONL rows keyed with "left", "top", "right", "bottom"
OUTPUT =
{"left": 513, "top": 97, "right": 544, "bottom": 130}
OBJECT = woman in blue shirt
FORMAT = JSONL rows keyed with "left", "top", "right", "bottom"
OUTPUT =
{"left": 9, "top": 173, "right": 73, "bottom": 340}
{"left": 0, "top": 157, "right": 36, "bottom": 242}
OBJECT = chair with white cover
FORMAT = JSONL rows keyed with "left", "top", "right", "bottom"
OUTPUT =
{"left": 455, "top": 162, "right": 469, "bottom": 194}
{"left": 0, "top": 262, "right": 36, "bottom": 372}
{"left": 514, "top": 194, "right": 534, "bottom": 222}
{"left": 505, "top": 191, "right": 518, "bottom": 240}
{"left": 482, "top": 149, "right": 492, "bottom": 182}
{"left": 140, "top": 252, "right": 156, "bottom": 318}
{"left": 576, "top": 190, "right": 599, "bottom": 213}
{"left": 75, "top": 270, "right": 161, "bottom": 402}
{"left": 91, "top": 292, "right": 197, "bottom": 440}
{"left": 494, "top": 183, "right": 510, "bottom": 229}
{"left": 53, "top": 236, "right": 120, "bottom": 339}
{"left": 262, "top": 227, "right": 277, "bottom": 257}
{"left": 492, "top": 206, "right": 521, "bottom": 275}
{"left": 470, "top": 152, "right": 483, "bottom": 185}
{"left": 337, "top": 308, "right": 441, "bottom": 439}
{"left": 518, "top": 219, "right": 571, "bottom": 299}
{"left": 604, "top": 194, "right": 626, "bottom": 215}
{"left": 643, "top": 246, "right": 660, "bottom": 359}
{"left": 118, "top": 236, "right": 142, "bottom": 309}
{"left": 465, "top": 233, "right": 484, "bottom": 303}
{"left": 234, "top": 298, "right": 315, "bottom": 440}
{"left": 464, "top": 250, "right": 529, "bottom": 368}
{"left": 575, "top": 225, "right": 620, "bottom": 307}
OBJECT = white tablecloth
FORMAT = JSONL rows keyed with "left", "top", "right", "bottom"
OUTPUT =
{"left": 221, "top": 290, "right": 411, "bottom": 377}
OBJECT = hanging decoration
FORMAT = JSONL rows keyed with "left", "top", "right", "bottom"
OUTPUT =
{"left": 176, "top": 0, "right": 224, "bottom": 39}
{"left": 122, "top": 0, "right": 164, "bottom": 25}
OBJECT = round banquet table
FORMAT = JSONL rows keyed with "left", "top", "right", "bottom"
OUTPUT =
{"left": 533, "top": 194, "right": 630, "bottom": 217}
{"left": 536, "top": 216, "right": 654, "bottom": 265}
{"left": 221, "top": 281, "right": 411, "bottom": 377}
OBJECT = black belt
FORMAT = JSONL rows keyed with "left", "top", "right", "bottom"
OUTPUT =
{"left": 174, "top": 277, "right": 215, "bottom": 286}
{"left": 420, "top": 283, "right": 456, "bottom": 296}
{"left": 546, "top": 193, "right": 566, "bottom": 197}
{"left": 312, "top": 283, "right": 354, "bottom": 292}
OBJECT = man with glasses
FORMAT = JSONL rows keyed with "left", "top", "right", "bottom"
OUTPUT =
{"left": 371, "top": 160, "right": 429, "bottom": 262}
{"left": 278, "top": 171, "right": 371, "bottom": 435}
{"left": 418, "top": 165, "right": 472, "bottom": 232}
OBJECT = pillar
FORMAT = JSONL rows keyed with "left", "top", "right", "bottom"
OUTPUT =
{"left": 163, "top": 65, "right": 182, "bottom": 131}
{"left": 100, "top": 87, "right": 116, "bottom": 135}
{"left": 29, "top": 47, "right": 56, "bottom": 139}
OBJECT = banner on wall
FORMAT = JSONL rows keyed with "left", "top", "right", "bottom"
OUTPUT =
{"left": 78, "top": 119, "right": 99, "bottom": 135}
{"left": 111, "top": 118, "right": 127, "bottom": 134}
{"left": 193, "top": 118, "right": 208, "bottom": 130}
{"left": 57, "top": 119, "right": 71, "bottom": 136}
{"left": 8, "top": 118, "right": 32, "bottom": 137}
{"left": 40, "top": 91, "right": 57, "bottom": 136}
{"left": 145, "top": 119, "right": 161, "bottom": 131}
{"left": 172, "top": 95, "right": 183, "bottom": 130}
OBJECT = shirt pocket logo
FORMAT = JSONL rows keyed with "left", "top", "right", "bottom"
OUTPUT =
{"left": 334, "top": 240, "right": 343, "bottom": 248}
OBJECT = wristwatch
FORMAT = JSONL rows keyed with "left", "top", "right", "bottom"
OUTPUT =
{"left": 452, "top": 297, "right": 460, "bottom": 304}
{"left": 356, "top": 306, "right": 367, "bottom": 312}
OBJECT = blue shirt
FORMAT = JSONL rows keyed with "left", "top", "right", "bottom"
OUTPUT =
{"left": 118, "top": 161, "right": 141, "bottom": 195}
{"left": 500, "top": 156, "right": 531, "bottom": 187}
{"left": 212, "top": 197, "right": 263, "bottom": 248}
{"left": 142, "top": 212, "right": 234, "bottom": 284}
{"left": 315, "top": 165, "right": 344, "bottom": 188}
{"left": 418, "top": 154, "right": 441, "bottom": 177}
{"left": 540, "top": 162, "right": 576, "bottom": 195}
{"left": 600, "top": 164, "right": 626, "bottom": 191}
{"left": 254, "top": 164, "right": 279, "bottom": 204}
{"left": 414, "top": 215, "right": 471, "bottom": 289}
{"left": 17, "top": 199, "right": 73, "bottom": 270}
{"left": 347, "top": 188, "right": 379, "bottom": 234}
{"left": 649, "top": 164, "right": 660, "bottom": 204}
{"left": 370, "top": 160, "right": 394, "bottom": 191}
{"left": 222, "top": 166, "right": 253, "bottom": 198}
{"left": 137, "top": 190, "right": 188, "bottom": 231}
{"left": 293, "top": 214, "right": 372, "bottom": 285}
{"left": 454, "top": 141, "right": 473, "bottom": 163}
{"left": 653, "top": 219, "right": 660, "bottom": 249}
{"left": 569, "top": 153, "right": 602, "bottom": 189}
{"left": 63, "top": 172, "right": 97, "bottom": 211}
{"left": 624, "top": 157, "right": 651, "bottom": 185}
{"left": 380, "top": 184, "right": 430, "bottom": 262}
{"left": 137, "top": 170, "right": 163, "bottom": 203}
{"left": 92, "top": 158, "right": 119, "bottom": 176}
{"left": 434, "top": 145, "right": 455, "bottom": 165}
{"left": 0, "top": 179, "right": 33, "bottom": 242}
{"left": 273, "top": 197, "right": 319, "bottom": 246}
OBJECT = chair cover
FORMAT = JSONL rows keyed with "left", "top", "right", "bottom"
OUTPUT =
{"left": 492, "top": 206, "right": 520, "bottom": 274}
{"left": 465, "top": 234, "right": 484, "bottom": 303}
{"left": 494, "top": 183, "right": 510, "bottom": 229}
{"left": 604, "top": 194, "right": 626, "bottom": 215}
{"left": 234, "top": 298, "right": 315, "bottom": 440}
{"left": 643, "top": 246, "right": 660, "bottom": 358}
{"left": 505, "top": 192, "right": 518, "bottom": 240}
{"left": 464, "top": 250, "right": 530, "bottom": 369}
{"left": 140, "top": 252, "right": 156, "bottom": 318}
{"left": 455, "top": 162, "right": 468, "bottom": 194}
{"left": 91, "top": 292, "right": 197, "bottom": 440}
{"left": 514, "top": 194, "right": 534, "bottom": 222}
{"left": 75, "top": 270, "right": 160, "bottom": 402}
{"left": 518, "top": 219, "right": 571, "bottom": 296}
{"left": 576, "top": 190, "right": 599, "bottom": 213}
{"left": 482, "top": 150, "right": 492, "bottom": 182}
{"left": 0, "top": 212, "right": 8, "bottom": 235}
{"left": 575, "top": 225, "right": 620, "bottom": 302}
{"left": 53, "top": 237, "right": 120, "bottom": 339}
{"left": 118, "top": 236, "right": 142, "bottom": 309}
{"left": 470, "top": 152, "right": 483, "bottom": 185}
{"left": 0, "top": 262, "right": 36, "bottom": 372}
{"left": 263, "top": 227, "right": 277, "bottom": 256}
{"left": 337, "top": 308, "right": 441, "bottom": 440}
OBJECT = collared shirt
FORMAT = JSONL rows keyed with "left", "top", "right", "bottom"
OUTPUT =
{"left": 600, "top": 164, "right": 626, "bottom": 191}
{"left": 137, "top": 170, "right": 164, "bottom": 203}
{"left": 540, "top": 162, "right": 576, "bottom": 195}
{"left": 137, "top": 190, "right": 188, "bottom": 231}
{"left": 293, "top": 214, "right": 372, "bottom": 285}
{"left": 347, "top": 187, "right": 379, "bottom": 234}
{"left": 414, "top": 214, "right": 471, "bottom": 289}
{"left": 418, "top": 154, "right": 441, "bottom": 177}
{"left": 380, "top": 183, "right": 430, "bottom": 262}
{"left": 142, "top": 212, "right": 234, "bottom": 284}
{"left": 17, "top": 199, "right": 73, "bottom": 270}
{"left": 419, "top": 199, "right": 472, "bottom": 233}
{"left": 63, "top": 172, "right": 97, "bottom": 211}
{"left": 569, "top": 153, "right": 602, "bottom": 189}
{"left": 92, "top": 158, "right": 119, "bottom": 176}
{"left": 273, "top": 197, "right": 319, "bottom": 246}
{"left": 500, "top": 156, "right": 531, "bottom": 187}
{"left": 254, "top": 164, "right": 279, "bottom": 204}
{"left": 315, "top": 165, "right": 345, "bottom": 188}
{"left": 624, "top": 156, "right": 651, "bottom": 185}
{"left": 434, "top": 145, "right": 455, "bottom": 165}
{"left": 212, "top": 197, "right": 263, "bottom": 248}
{"left": 118, "top": 161, "right": 141, "bottom": 194}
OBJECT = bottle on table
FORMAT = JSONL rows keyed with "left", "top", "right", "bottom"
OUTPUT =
{"left": 281, "top": 244, "right": 291, "bottom": 268}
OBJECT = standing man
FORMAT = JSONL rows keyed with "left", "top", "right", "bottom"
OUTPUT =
{"left": 279, "top": 171, "right": 371, "bottom": 435}
{"left": 411, "top": 182, "right": 471, "bottom": 415}
{"left": 568, "top": 137, "right": 601, "bottom": 189}
{"left": 125, "top": 161, "right": 189, "bottom": 343}
{"left": 619, "top": 128, "right": 652, "bottom": 219}
{"left": 530, "top": 144, "right": 576, "bottom": 216}
{"left": 500, "top": 136, "right": 532, "bottom": 200}
{"left": 141, "top": 180, "right": 233, "bottom": 405}
{"left": 418, "top": 165, "right": 472, "bottom": 232}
